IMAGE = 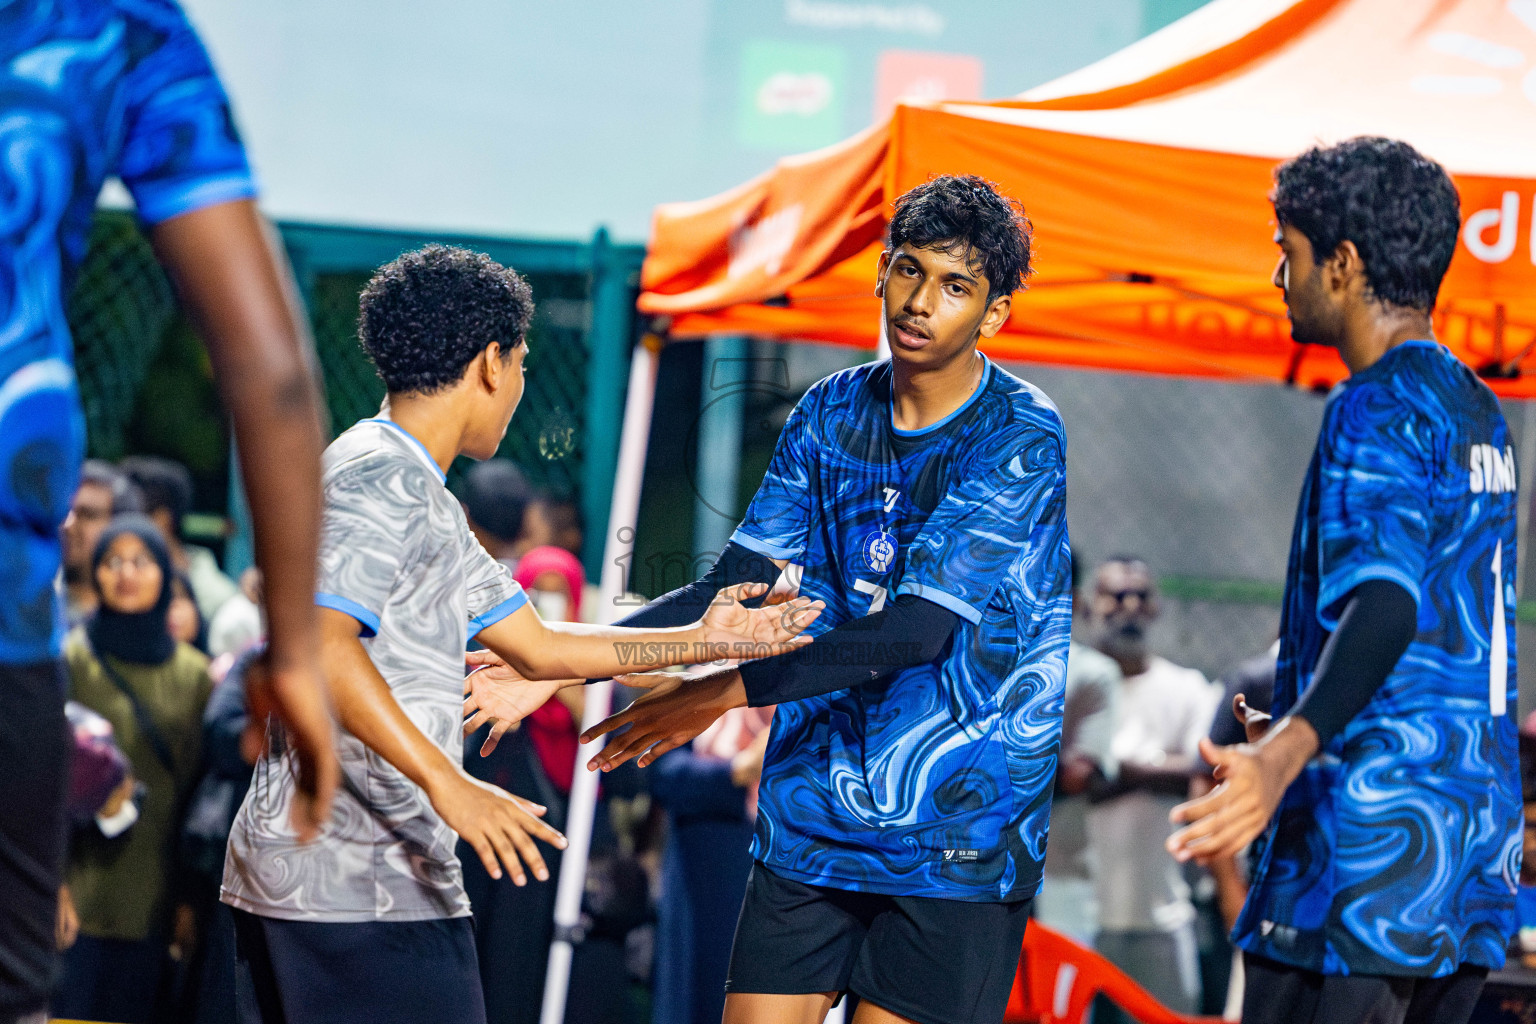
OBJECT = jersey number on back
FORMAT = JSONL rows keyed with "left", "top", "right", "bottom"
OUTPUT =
{"left": 1492, "top": 540, "right": 1508, "bottom": 717}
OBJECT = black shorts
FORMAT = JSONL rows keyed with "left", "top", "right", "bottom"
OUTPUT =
{"left": 0, "top": 661, "right": 67, "bottom": 1022}
{"left": 725, "top": 862, "right": 1031, "bottom": 1024}
{"left": 1242, "top": 952, "right": 1489, "bottom": 1024}
{"left": 232, "top": 908, "right": 486, "bottom": 1024}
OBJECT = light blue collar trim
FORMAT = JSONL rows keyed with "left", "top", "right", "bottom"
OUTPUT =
{"left": 1394, "top": 338, "right": 1439, "bottom": 351}
{"left": 363, "top": 417, "right": 447, "bottom": 483}
{"left": 890, "top": 356, "right": 992, "bottom": 437}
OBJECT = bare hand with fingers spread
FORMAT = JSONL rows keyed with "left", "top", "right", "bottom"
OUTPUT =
{"left": 698, "top": 582, "right": 823, "bottom": 659}
{"left": 427, "top": 767, "right": 566, "bottom": 886}
{"left": 583, "top": 669, "right": 749, "bottom": 771}
{"left": 462, "top": 649, "right": 578, "bottom": 756}
{"left": 1165, "top": 716, "right": 1317, "bottom": 864}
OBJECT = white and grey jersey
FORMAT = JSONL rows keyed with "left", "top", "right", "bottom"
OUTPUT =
{"left": 222, "top": 417, "right": 526, "bottom": 922}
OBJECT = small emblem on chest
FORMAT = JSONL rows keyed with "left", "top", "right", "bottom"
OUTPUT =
{"left": 862, "top": 529, "right": 897, "bottom": 573}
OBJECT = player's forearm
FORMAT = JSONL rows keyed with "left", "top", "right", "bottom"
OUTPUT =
{"left": 492, "top": 620, "right": 712, "bottom": 680}
{"left": 736, "top": 594, "right": 956, "bottom": 706}
{"left": 151, "top": 200, "right": 325, "bottom": 671}
{"left": 325, "top": 634, "right": 458, "bottom": 795}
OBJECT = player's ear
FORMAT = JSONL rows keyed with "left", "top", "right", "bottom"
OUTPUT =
{"left": 979, "top": 293, "right": 1011, "bottom": 338}
{"left": 874, "top": 249, "right": 892, "bottom": 298}
{"left": 1324, "top": 240, "right": 1363, "bottom": 299}
{"left": 478, "top": 341, "right": 503, "bottom": 392}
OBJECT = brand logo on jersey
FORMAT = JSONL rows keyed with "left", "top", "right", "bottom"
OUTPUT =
{"left": 882, "top": 487, "right": 901, "bottom": 513}
{"left": 1470, "top": 443, "right": 1517, "bottom": 493}
{"left": 941, "top": 849, "right": 979, "bottom": 863}
{"left": 862, "top": 529, "right": 897, "bottom": 573}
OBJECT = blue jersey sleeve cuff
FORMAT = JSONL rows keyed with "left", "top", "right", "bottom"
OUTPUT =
{"left": 468, "top": 589, "right": 529, "bottom": 639}
{"left": 894, "top": 581, "right": 984, "bottom": 625}
{"left": 316, "top": 593, "right": 381, "bottom": 638}
{"left": 132, "top": 173, "right": 258, "bottom": 226}
{"left": 1317, "top": 566, "right": 1422, "bottom": 631}
{"left": 729, "top": 529, "right": 804, "bottom": 562}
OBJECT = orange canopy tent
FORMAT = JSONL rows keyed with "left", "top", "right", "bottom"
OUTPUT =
{"left": 639, "top": 0, "right": 1536, "bottom": 396}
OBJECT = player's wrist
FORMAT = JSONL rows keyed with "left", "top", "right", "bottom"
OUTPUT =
{"left": 1254, "top": 716, "right": 1319, "bottom": 781}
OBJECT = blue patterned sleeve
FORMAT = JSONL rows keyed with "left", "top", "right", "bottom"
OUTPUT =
{"left": 117, "top": 2, "right": 256, "bottom": 224}
{"left": 1316, "top": 383, "right": 1432, "bottom": 629}
{"left": 730, "top": 389, "right": 818, "bottom": 562}
{"left": 895, "top": 428, "right": 1066, "bottom": 624}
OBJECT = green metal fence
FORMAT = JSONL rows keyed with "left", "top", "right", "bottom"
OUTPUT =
{"left": 67, "top": 211, "right": 644, "bottom": 580}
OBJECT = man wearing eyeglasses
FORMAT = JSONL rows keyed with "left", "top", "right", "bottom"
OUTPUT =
{"left": 1082, "top": 556, "right": 1221, "bottom": 1023}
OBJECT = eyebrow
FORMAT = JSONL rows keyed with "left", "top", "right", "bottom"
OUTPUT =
{"left": 894, "top": 252, "right": 979, "bottom": 285}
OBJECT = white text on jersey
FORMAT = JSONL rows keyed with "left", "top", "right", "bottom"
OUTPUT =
{"left": 1470, "top": 444, "right": 1517, "bottom": 494}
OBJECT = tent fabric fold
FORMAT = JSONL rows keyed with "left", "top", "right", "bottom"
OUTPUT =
{"left": 639, "top": 0, "right": 1536, "bottom": 395}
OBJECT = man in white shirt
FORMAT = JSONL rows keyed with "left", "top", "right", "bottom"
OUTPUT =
{"left": 1085, "top": 556, "right": 1220, "bottom": 1022}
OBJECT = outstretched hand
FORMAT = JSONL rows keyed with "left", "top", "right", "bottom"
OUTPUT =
{"left": 462, "top": 649, "right": 576, "bottom": 756}
{"left": 1166, "top": 717, "right": 1317, "bottom": 864}
{"left": 581, "top": 669, "right": 747, "bottom": 771}
{"left": 699, "top": 583, "right": 822, "bottom": 660}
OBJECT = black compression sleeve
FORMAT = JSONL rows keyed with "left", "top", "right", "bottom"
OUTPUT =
{"left": 1289, "top": 579, "right": 1417, "bottom": 747}
{"left": 607, "top": 540, "right": 781, "bottom": 630}
{"left": 737, "top": 594, "right": 959, "bottom": 706}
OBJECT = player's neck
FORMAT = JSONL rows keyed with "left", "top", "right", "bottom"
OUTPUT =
{"left": 380, "top": 393, "right": 468, "bottom": 475}
{"left": 1339, "top": 305, "right": 1435, "bottom": 375}
{"left": 890, "top": 349, "right": 984, "bottom": 432}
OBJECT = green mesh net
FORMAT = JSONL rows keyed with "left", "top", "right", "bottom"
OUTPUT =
{"left": 67, "top": 211, "right": 177, "bottom": 461}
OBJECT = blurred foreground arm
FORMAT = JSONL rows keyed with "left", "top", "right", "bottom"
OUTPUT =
{"left": 150, "top": 199, "right": 337, "bottom": 841}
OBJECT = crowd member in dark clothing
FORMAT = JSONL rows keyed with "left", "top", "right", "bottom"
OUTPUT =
{"left": 55, "top": 516, "right": 213, "bottom": 1024}
{"left": 457, "top": 459, "right": 537, "bottom": 572}
{"left": 1208, "top": 642, "right": 1277, "bottom": 749}
{"left": 650, "top": 706, "right": 773, "bottom": 1024}
{"left": 184, "top": 646, "right": 261, "bottom": 1024}
{"left": 121, "top": 456, "right": 239, "bottom": 622}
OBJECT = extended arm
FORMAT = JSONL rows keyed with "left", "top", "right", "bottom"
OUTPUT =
{"left": 473, "top": 579, "right": 819, "bottom": 683}
{"left": 151, "top": 199, "right": 337, "bottom": 840}
{"left": 320, "top": 609, "right": 565, "bottom": 884}
{"left": 1167, "top": 579, "right": 1417, "bottom": 862}
{"left": 582, "top": 595, "right": 959, "bottom": 770}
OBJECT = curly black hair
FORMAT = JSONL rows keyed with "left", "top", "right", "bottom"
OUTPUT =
{"left": 358, "top": 245, "right": 534, "bottom": 395}
{"left": 886, "top": 175, "right": 1032, "bottom": 303}
{"left": 1272, "top": 137, "right": 1460, "bottom": 312}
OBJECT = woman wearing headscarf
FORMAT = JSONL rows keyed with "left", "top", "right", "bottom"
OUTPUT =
{"left": 53, "top": 514, "right": 214, "bottom": 1024}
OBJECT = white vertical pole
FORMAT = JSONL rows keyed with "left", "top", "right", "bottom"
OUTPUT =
{"left": 539, "top": 336, "right": 663, "bottom": 1024}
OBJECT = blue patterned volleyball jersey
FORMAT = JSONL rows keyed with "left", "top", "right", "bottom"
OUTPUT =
{"left": 730, "top": 357, "right": 1072, "bottom": 902}
{"left": 1234, "top": 339, "right": 1521, "bottom": 977}
{"left": 0, "top": 0, "right": 254, "bottom": 663}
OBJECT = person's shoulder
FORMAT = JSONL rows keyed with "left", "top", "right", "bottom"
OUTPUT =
{"left": 803, "top": 361, "right": 884, "bottom": 412}
{"left": 971, "top": 364, "right": 1065, "bottom": 472}
{"left": 1336, "top": 342, "right": 1492, "bottom": 430}
{"left": 323, "top": 420, "right": 438, "bottom": 494}
{"left": 63, "top": 625, "right": 92, "bottom": 665}
{"left": 1067, "top": 640, "right": 1121, "bottom": 689}
{"left": 170, "top": 640, "right": 211, "bottom": 676}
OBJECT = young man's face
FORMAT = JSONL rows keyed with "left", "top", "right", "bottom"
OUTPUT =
{"left": 876, "top": 242, "right": 1010, "bottom": 370}
{"left": 466, "top": 341, "right": 527, "bottom": 461}
{"left": 1273, "top": 224, "right": 1344, "bottom": 349}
